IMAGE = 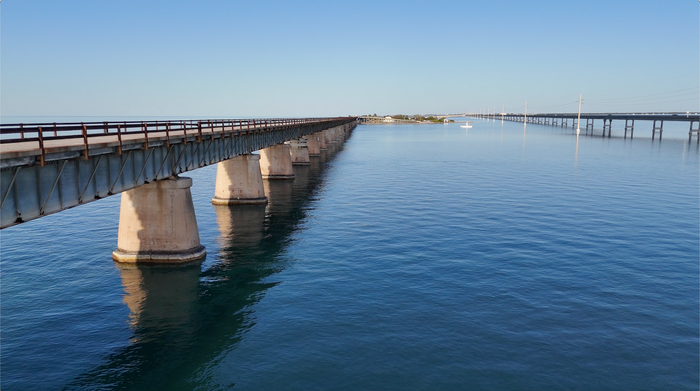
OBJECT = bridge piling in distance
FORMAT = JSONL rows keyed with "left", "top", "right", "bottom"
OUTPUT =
{"left": 318, "top": 130, "right": 329, "bottom": 150}
{"left": 624, "top": 120, "right": 634, "bottom": 139}
{"left": 689, "top": 121, "right": 700, "bottom": 143}
{"left": 306, "top": 133, "right": 321, "bottom": 156}
{"left": 652, "top": 120, "right": 664, "bottom": 141}
{"left": 287, "top": 138, "right": 311, "bottom": 166}
{"left": 603, "top": 119, "right": 612, "bottom": 138}
{"left": 260, "top": 144, "right": 295, "bottom": 180}
{"left": 586, "top": 119, "right": 594, "bottom": 133}
{"left": 323, "top": 128, "right": 334, "bottom": 146}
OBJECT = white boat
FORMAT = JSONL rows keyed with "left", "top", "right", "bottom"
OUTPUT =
{"left": 460, "top": 123, "right": 472, "bottom": 129}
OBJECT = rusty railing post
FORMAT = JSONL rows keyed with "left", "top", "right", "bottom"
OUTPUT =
{"left": 143, "top": 122, "right": 149, "bottom": 150}
{"left": 37, "top": 126, "right": 46, "bottom": 166}
{"left": 82, "top": 123, "right": 89, "bottom": 159}
{"left": 117, "top": 124, "right": 123, "bottom": 155}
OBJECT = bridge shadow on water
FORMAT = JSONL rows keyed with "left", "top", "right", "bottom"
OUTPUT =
{"left": 64, "top": 142, "right": 347, "bottom": 390}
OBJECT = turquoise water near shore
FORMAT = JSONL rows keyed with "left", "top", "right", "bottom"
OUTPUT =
{"left": 2, "top": 120, "right": 698, "bottom": 390}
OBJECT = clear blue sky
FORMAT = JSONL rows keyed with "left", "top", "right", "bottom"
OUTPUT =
{"left": 1, "top": 0, "right": 698, "bottom": 117}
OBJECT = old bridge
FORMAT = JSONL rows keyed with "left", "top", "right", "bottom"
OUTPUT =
{"left": 0, "top": 117, "right": 358, "bottom": 261}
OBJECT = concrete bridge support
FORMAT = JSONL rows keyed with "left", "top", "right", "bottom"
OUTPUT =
{"left": 690, "top": 121, "right": 700, "bottom": 143}
{"left": 624, "top": 120, "right": 635, "bottom": 139}
{"left": 287, "top": 139, "right": 310, "bottom": 165}
{"left": 212, "top": 154, "right": 267, "bottom": 205}
{"left": 306, "top": 134, "right": 321, "bottom": 156}
{"left": 113, "top": 177, "right": 206, "bottom": 263}
{"left": 318, "top": 131, "right": 328, "bottom": 150}
{"left": 260, "top": 144, "right": 295, "bottom": 179}
{"left": 327, "top": 128, "right": 335, "bottom": 144}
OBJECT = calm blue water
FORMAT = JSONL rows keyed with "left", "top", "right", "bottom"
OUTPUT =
{"left": 2, "top": 120, "right": 698, "bottom": 390}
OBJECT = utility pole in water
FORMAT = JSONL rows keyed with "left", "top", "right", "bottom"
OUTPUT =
{"left": 524, "top": 101, "right": 527, "bottom": 125}
{"left": 576, "top": 94, "right": 582, "bottom": 136}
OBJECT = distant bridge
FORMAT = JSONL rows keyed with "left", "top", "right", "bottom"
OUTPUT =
{"left": 473, "top": 112, "right": 700, "bottom": 141}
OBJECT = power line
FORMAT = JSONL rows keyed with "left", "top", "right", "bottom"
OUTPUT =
{"left": 526, "top": 101, "right": 579, "bottom": 110}
{"left": 586, "top": 87, "right": 699, "bottom": 103}
{"left": 586, "top": 93, "right": 698, "bottom": 104}
{"left": 584, "top": 97, "right": 698, "bottom": 107}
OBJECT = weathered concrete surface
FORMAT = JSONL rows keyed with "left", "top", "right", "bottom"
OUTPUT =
{"left": 318, "top": 130, "right": 328, "bottom": 150}
{"left": 306, "top": 134, "right": 321, "bottom": 156}
{"left": 323, "top": 128, "right": 334, "bottom": 145}
{"left": 288, "top": 139, "right": 310, "bottom": 165}
{"left": 212, "top": 154, "right": 267, "bottom": 205}
{"left": 260, "top": 144, "right": 294, "bottom": 179}
{"left": 113, "top": 176, "right": 205, "bottom": 263}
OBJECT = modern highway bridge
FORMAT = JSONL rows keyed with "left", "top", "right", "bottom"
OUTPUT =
{"left": 1, "top": 117, "right": 357, "bottom": 261}
{"left": 472, "top": 112, "right": 700, "bottom": 141}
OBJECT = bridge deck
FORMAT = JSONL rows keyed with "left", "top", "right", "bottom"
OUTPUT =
{"left": 1, "top": 119, "right": 335, "bottom": 163}
{"left": 480, "top": 112, "right": 700, "bottom": 121}
{"left": 475, "top": 112, "right": 700, "bottom": 141}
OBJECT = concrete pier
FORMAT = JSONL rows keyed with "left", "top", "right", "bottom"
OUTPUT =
{"left": 333, "top": 127, "right": 341, "bottom": 142}
{"left": 212, "top": 154, "right": 267, "bottom": 205}
{"left": 318, "top": 131, "right": 328, "bottom": 150}
{"left": 306, "top": 134, "right": 321, "bottom": 156}
{"left": 113, "top": 177, "right": 206, "bottom": 263}
{"left": 287, "top": 139, "right": 311, "bottom": 165}
{"left": 324, "top": 128, "right": 335, "bottom": 145}
{"left": 260, "top": 144, "right": 295, "bottom": 179}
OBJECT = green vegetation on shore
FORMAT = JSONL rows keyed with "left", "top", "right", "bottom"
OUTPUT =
{"left": 365, "top": 114, "right": 454, "bottom": 123}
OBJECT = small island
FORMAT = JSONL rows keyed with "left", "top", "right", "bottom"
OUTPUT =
{"left": 360, "top": 114, "right": 455, "bottom": 124}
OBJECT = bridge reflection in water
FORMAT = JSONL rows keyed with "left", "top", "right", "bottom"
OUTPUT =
{"left": 64, "top": 131, "right": 348, "bottom": 390}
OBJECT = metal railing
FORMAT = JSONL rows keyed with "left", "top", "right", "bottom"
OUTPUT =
{"left": 1, "top": 117, "right": 355, "bottom": 165}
